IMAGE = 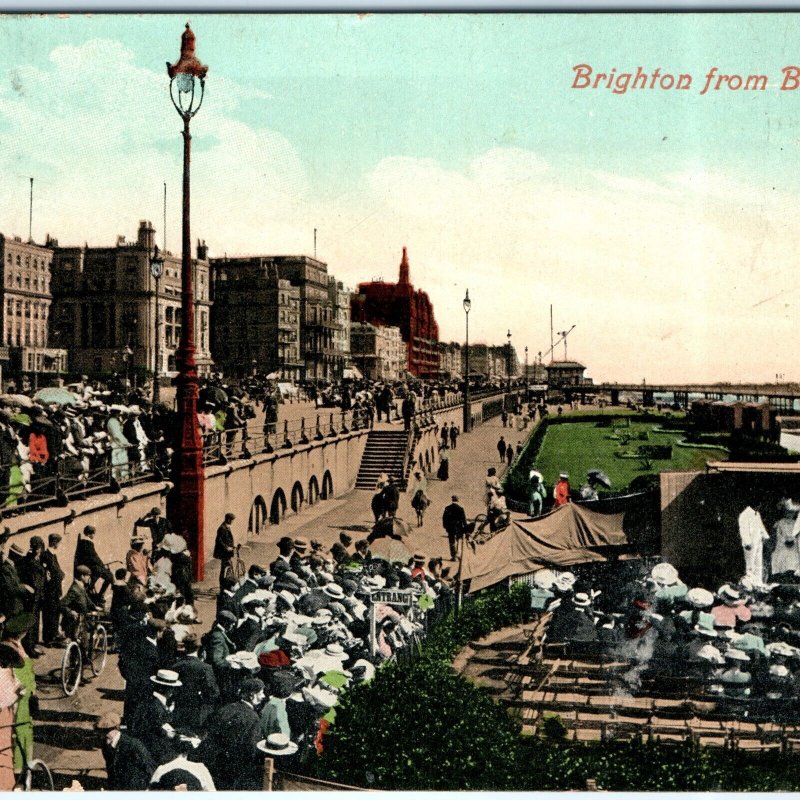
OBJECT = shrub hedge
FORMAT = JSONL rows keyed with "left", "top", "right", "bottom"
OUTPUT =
{"left": 314, "top": 583, "right": 800, "bottom": 791}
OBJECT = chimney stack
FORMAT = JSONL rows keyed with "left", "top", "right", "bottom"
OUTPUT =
{"left": 137, "top": 219, "right": 155, "bottom": 251}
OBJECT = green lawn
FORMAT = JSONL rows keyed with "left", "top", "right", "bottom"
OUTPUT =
{"left": 532, "top": 420, "right": 727, "bottom": 494}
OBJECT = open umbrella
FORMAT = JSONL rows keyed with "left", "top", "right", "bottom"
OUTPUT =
{"left": 368, "top": 536, "right": 413, "bottom": 564}
{"left": 0, "top": 394, "right": 34, "bottom": 408}
{"left": 34, "top": 387, "right": 80, "bottom": 406}
{"left": 588, "top": 469, "right": 612, "bottom": 489}
{"left": 368, "top": 516, "right": 411, "bottom": 543}
{"left": 199, "top": 386, "right": 228, "bottom": 407}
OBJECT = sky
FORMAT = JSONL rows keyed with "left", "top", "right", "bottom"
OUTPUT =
{"left": 1, "top": 12, "right": 800, "bottom": 384}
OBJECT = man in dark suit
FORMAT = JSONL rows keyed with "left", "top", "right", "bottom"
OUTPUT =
{"left": 60, "top": 565, "right": 100, "bottom": 643}
{"left": 129, "top": 668, "right": 181, "bottom": 765}
{"left": 192, "top": 677, "right": 266, "bottom": 790}
{"left": 231, "top": 596, "right": 267, "bottom": 652}
{"left": 119, "top": 618, "right": 162, "bottom": 724}
{"left": 96, "top": 712, "right": 156, "bottom": 791}
{"left": 203, "top": 611, "right": 237, "bottom": 701}
{"left": 213, "top": 513, "right": 236, "bottom": 589}
{"left": 41, "top": 533, "right": 65, "bottom": 646}
{"left": 17, "top": 536, "right": 46, "bottom": 656}
{"left": 442, "top": 495, "right": 469, "bottom": 561}
{"left": 0, "top": 530, "right": 32, "bottom": 621}
{"left": 135, "top": 507, "right": 172, "bottom": 550}
{"left": 172, "top": 634, "right": 220, "bottom": 732}
{"left": 216, "top": 575, "right": 240, "bottom": 617}
{"left": 232, "top": 564, "right": 266, "bottom": 606}
{"left": 73, "top": 525, "right": 113, "bottom": 602}
{"left": 382, "top": 477, "right": 400, "bottom": 518}
{"left": 269, "top": 536, "right": 294, "bottom": 577}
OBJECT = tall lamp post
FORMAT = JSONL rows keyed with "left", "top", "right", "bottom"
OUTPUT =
{"left": 525, "top": 345, "right": 529, "bottom": 397}
{"left": 506, "top": 329, "right": 512, "bottom": 397}
{"left": 166, "top": 23, "right": 208, "bottom": 581}
{"left": 150, "top": 245, "right": 164, "bottom": 405}
{"left": 462, "top": 289, "right": 471, "bottom": 433}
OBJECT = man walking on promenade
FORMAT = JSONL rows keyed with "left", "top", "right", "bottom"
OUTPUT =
{"left": 443, "top": 495, "right": 468, "bottom": 561}
{"left": 213, "top": 513, "right": 236, "bottom": 589}
{"left": 497, "top": 436, "right": 507, "bottom": 463}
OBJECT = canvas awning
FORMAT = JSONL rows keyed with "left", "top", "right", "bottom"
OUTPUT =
{"left": 460, "top": 503, "right": 628, "bottom": 592}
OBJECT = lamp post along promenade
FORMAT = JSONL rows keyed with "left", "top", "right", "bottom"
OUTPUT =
{"left": 166, "top": 24, "right": 208, "bottom": 581}
{"left": 462, "top": 289, "right": 471, "bottom": 433}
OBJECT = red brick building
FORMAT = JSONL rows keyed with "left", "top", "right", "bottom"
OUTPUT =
{"left": 351, "top": 248, "right": 439, "bottom": 378}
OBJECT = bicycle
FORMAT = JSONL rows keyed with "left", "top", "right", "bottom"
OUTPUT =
{"left": 60, "top": 610, "right": 108, "bottom": 697}
{"left": 465, "top": 509, "right": 511, "bottom": 548}
{"left": 222, "top": 544, "right": 246, "bottom": 583}
{"left": 1, "top": 721, "right": 54, "bottom": 791}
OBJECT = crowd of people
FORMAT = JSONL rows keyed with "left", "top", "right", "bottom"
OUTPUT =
{"left": 0, "top": 507, "right": 455, "bottom": 791}
{"left": 533, "top": 557, "right": 800, "bottom": 706}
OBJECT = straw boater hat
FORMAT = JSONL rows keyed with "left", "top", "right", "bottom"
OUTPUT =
{"left": 651, "top": 563, "right": 680, "bottom": 587}
{"left": 686, "top": 588, "right": 715, "bottom": 609}
{"left": 150, "top": 669, "right": 182, "bottom": 688}
{"left": 322, "top": 583, "right": 345, "bottom": 600}
{"left": 572, "top": 592, "right": 592, "bottom": 608}
{"left": 768, "top": 642, "right": 796, "bottom": 658}
{"left": 718, "top": 584, "right": 741, "bottom": 603}
{"left": 324, "top": 642, "right": 347, "bottom": 659}
{"left": 693, "top": 625, "right": 718, "bottom": 638}
{"left": 257, "top": 733, "right": 298, "bottom": 757}
{"left": 559, "top": 472, "right": 569, "bottom": 479}
{"left": 293, "top": 538, "right": 309, "bottom": 553}
{"left": 276, "top": 589, "right": 297, "bottom": 608}
{"left": 724, "top": 648, "right": 750, "bottom": 663}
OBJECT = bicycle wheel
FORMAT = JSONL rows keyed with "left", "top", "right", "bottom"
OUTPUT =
{"left": 90, "top": 624, "right": 108, "bottom": 677}
{"left": 24, "top": 758, "right": 54, "bottom": 791}
{"left": 61, "top": 641, "right": 82, "bottom": 697}
{"left": 234, "top": 559, "right": 246, "bottom": 581}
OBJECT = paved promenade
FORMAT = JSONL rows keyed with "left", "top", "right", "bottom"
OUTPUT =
{"left": 199, "top": 412, "right": 532, "bottom": 588}
{"left": 29, "top": 411, "right": 533, "bottom": 787}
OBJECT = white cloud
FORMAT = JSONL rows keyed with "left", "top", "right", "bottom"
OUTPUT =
{"left": 1, "top": 38, "right": 799, "bottom": 384}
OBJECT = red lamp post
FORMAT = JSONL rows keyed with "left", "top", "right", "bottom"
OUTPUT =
{"left": 166, "top": 24, "right": 208, "bottom": 580}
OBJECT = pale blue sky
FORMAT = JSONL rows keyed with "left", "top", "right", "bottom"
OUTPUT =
{"left": 1, "top": 13, "right": 800, "bottom": 382}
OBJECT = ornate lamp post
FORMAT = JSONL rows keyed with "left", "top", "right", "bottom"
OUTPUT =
{"left": 166, "top": 23, "right": 208, "bottom": 581}
{"left": 462, "top": 290, "right": 471, "bottom": 433}
{"left": 150, "top": 245, "right": 164, "bottom": 406}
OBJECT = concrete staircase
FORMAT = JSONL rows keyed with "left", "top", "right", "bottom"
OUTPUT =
{"left": 355, "top": 430, "right": 410, "bottom": 490}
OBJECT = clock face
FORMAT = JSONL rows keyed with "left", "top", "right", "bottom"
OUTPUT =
{"left": 151, "top": 260, "right": 163, "bottom": 279}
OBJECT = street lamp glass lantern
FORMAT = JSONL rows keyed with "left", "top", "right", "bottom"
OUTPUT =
{"left": 463, "top": 290, "right": 471, "bottom": 315}
{"left": 167, "top": 23, "right": 208, "bottom": 118}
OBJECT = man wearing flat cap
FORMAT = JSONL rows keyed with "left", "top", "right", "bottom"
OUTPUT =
{"left": 60, "top": 565, "right": 101, "bottom": 645}
{"left": 135, "top": 506, "right": 172, "bottom": 550}
{"left": 194, "top": 676, "right": 267, "bottom": 790}
{"left": 73, "top": 525, "right": 113, "bottom": 603}
{"left": 213, "top": 513, "right": 236, "bottom": 590}
{"left": 96, "top": 711, "right": 156, "bottom": 791}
